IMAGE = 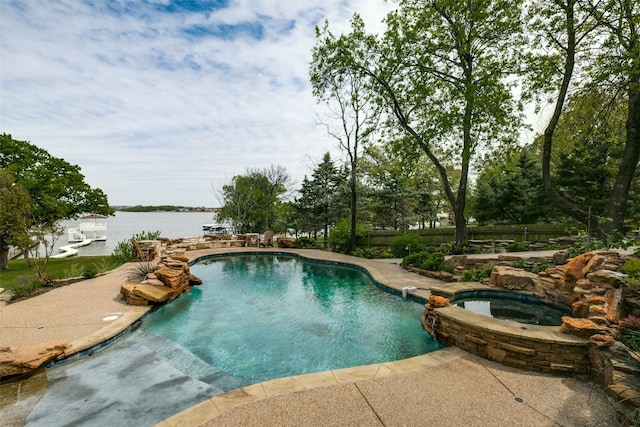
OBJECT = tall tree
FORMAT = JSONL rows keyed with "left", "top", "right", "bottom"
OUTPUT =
{"left": 310, "top": 51, "right": 379, "bottom": 253}
{"left": 528, "top": 0, "right": 639, "bottom": 239}
{"left": 313, "top": 0, "right": 524, "bottom": 244}
{"left": 295, "top": 153, "right": 344, "bottom": 245}
{"left": 472, "top": 147, "right": 553, "bottom": 224}
{"left": 0, "top": 134, "right": 113, "bottom": 281}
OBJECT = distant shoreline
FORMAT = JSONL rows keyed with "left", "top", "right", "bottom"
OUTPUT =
{"left": 113, "top": 205, "right": 219, "bottom": 213}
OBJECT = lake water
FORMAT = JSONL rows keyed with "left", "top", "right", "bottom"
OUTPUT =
{"left": 57, "top": 211, "right": 216, "bottom": 256}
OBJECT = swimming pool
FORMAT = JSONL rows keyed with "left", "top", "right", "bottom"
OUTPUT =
{"left": 139, "top": 254, "right": 441, "bottom": 384}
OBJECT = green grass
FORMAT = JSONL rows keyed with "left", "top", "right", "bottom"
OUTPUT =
{"left": 0, "top": 256, "right": 124, "bottom": 292}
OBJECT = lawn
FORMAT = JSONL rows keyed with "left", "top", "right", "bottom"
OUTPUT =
{"left": 0, "top": 256, "right": 123, "bottom": 293}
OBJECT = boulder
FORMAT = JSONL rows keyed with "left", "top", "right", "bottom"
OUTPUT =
{"left": 0, "top": 341, "right": 70, "bottom": 378}
{"left": 489, "top": 266, "right": 543, "bottom": 293}
{"left": 131, "top": 284, "right": 173, "bottom": 303}
{"left": 560, "top": 316, "right": 608, "bottom": 339}
{"left": 277, "top": 237, "right": 295, "bottom": 248}
{"left": 427, "top": 295, "right": 450, "bottom": 308}
{"left": 590, "top": 334, "right": 616, "bottom": 347}
{"left": 564, "top": 252, "right": 594, "bottom": 283}
{"left": 587, "top": 270, "right": 626, "bottom": 288}
{"left": 189, "top": 274, "right": 203, "bottom": 286}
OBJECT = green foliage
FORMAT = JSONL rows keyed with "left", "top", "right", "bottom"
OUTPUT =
{"left": 352, "top": 247, "right": 377, "bottom": 259}
{"left": 0, "top": 170, "right": 31, "bottom": 269}
{"left": 473, "top": 147, "right": 556, "bottom": 224}
{"left": 513, "top": 258, "right": 527, "bottom": 269}
{"left": 566, "top": 239, "right": 607, "bottom": 257}
{"left": 507, "top": 242, "right": 530, "bottom": 252}
{"left": 294, "top": 237, "right": 317, "bottom": 249}
{"left": 531, "top": 261, "right": 552, "bottom": 274}
{"left": 622, "top": 259, "right": 640, "bottom": 278}
{"left": 329, "top": 219, "right": 370, "bottom": 254}
{"left": 390, "top": 233, "right": 428, "bottom": 258}
{"left": 111, "top": 230, "right": 161, "bottom": 264}
{"left": 462, "top": 267, "right": 494, "bottom": 282}
{"left": 293, "top": 153, "right": 345, "bottom": 239}
{"left": 438, "top": 241, "right": 469, "bottom": 255}
{"left": 0, "top": 134, "right": 113, "bottom": 281}
{"left": 129, "top": 261, "right": 158, "bottom": 282}
{"left": 217, "top": 165, "right": 291, "bottom": 233}
{"left": 11, "top": 275, "right": 40, "bottom": 297}
{"left": 619, "top": 316, "right": 640, "bottom": 351}
{"left": 0, "top": 134, "right": 113, "bottom": 225}
{"left": 401, "top": 250, "right": 445, "bottom": 271}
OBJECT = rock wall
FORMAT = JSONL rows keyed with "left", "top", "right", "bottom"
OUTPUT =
{"left": 488, "top": 251, "right": 627, "bottom": 323}
{"left": 421, "top": 295, "right": 592, "bottom": 377}
{"left": 120, "top": 256, "right": 202, "bottom": 306}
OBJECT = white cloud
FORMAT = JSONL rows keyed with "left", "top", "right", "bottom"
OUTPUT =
{"left": 1, "top": 0, "right": 392, "bottom": 206}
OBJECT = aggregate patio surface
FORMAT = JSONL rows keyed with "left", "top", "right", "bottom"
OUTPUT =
{"left": 0, "top": 248, "right": 617, "bottom": 426}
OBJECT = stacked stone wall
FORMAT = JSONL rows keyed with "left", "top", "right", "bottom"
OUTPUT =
{"left": 425, "top": 306, "right": 591, "bottom": 377}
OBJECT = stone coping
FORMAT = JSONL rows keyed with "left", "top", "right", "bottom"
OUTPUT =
{"left": 434, "top": 306, "right": 588, "bottom": 345}
{"left": 155, "top": 347, "right": 467, "bottom": 427}
{"left": 429, "top": 281, "right": 587, "bottom": 345}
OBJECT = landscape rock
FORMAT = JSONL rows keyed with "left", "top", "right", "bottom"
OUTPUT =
{"left": 489, "top": 266, "right": 543, "bottom": 293}
{"left": 560, "top": 316, "right": 608, "bottom": 339}
{"left": 277, "top": 237, "right": 295, "bottom": 248}
{"left": 0, "top": 341, "right": 70, "bottom": 378}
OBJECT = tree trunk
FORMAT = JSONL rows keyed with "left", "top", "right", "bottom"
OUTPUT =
{"left": 0, "top": 248, "right": 8, "bottom": 270}
{"left": 349, "top": 166, "right": 357, "bottom": 253}
{"left": 602, "top": 63, "right": 640, "bottom": 237}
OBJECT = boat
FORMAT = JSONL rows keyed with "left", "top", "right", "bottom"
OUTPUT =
{"left": 67, "top": 214, "right": 108, "bottom": 242}
{"left": 202, "top": 223, "right": 234, "bottom": 236}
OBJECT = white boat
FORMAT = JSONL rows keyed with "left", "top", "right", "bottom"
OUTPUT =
{"left": 202, "top": 223, "right": 234, "bottom": 236}
{"left": 67, "top": 214, "right": 108, "bottom": 242}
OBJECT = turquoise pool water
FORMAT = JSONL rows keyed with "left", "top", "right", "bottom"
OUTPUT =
{"left": 139, "top": 254, "right": 441, "bottom": 384}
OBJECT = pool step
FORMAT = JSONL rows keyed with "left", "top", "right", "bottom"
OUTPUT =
{"left": 131, "top": 331, "right": 251, "bottom": 392}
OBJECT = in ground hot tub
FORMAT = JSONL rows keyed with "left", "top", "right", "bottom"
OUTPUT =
{"left": 451, "top": 290, "right": 571, "bottom": 326}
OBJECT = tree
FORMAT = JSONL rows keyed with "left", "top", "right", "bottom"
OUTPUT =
{"left": 294, "top": 153, "right": 344, "bottom": 244}
{"left": 0, "top": 170, "right": 31, "bottom": 270}
{"left": 362, "top": 145, "right": 441, "bottom": 230}
{"left": 472, "top": 147, "right": 553, "bottom": 224}
{"left": 527, "top": 0, "right": 640, "bottom": 239}
{"left": 216, "top": 165, "right": 291, "bottom": 233}
{"left": 0, "top": 134, "right": 113, "bottom": 281}
{"left": 310, "top": 43, "right": 379, "bottom": 253}
{"left": 552, "top": 89, "right": 628, "bottom": 219}
{"left": 313, "top": 1, "right": 524, "bottom": 244}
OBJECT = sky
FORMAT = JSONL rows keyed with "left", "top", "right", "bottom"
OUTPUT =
{"left": 1, "top": 0, "right": 394, "bottom": 207}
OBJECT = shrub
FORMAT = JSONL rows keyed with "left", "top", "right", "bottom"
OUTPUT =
{"left": 619, "top": 315, "right": 640, "bottom": 352}
{"left": 129, "top": 261, "right": 158, "bottom": 282}
{"left": 531, "top": 261, "right": 552, "bottom": 274}
{"left": 506, "top": 242, "right": 530, "bottom": 252}
{"left": 328, "top": 219, "right": 370, "bottom": 254}
{"left": 111, "top": 230, "right": 162, "bottom": 263}
{"left": 462, "top": 267, "right": 494, "bottom": 281}
{"left": 12, "top": 275, "right": 40, "bottom": 298}
{"left": 622, "top": 259, "right": 640, "bottom": 278}
{"left": 294, "top": 237, "right": 316, "bottom": 249}
{"left": 82, "top": 266, "right": 98, "bottom": 279}
{"left": 402, "top": 250, "right": 446, "bottom": 271}
{"left": 390, "top": 233, "right": 428, "bottom": 258}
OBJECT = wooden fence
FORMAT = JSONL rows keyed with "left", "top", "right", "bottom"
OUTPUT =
{"left": 356, "top": 223, "right": 587, "bottom": 248}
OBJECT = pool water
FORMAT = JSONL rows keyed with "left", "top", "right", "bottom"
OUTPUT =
{"left": 139, "top": 255, "right": 441, "bottom": 384}
{"left": 452, "top": 291, "right": 571, "bottom": 326}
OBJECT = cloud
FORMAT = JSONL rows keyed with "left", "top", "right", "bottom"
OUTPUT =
{"left": 0, "top": 0, "right": 392, "bottom": 206}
